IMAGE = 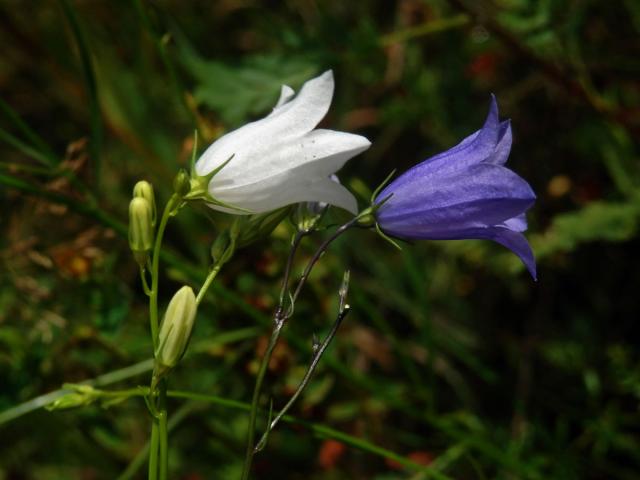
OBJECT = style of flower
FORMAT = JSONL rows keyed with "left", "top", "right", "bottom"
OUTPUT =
{"left": 194, "top": 70, "right": 370, "bottom": 215}
{"left": 375, "top": 96, "right": 537, "bottom": 279}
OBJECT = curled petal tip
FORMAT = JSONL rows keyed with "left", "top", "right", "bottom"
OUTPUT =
{"left": 489, "top": 93, "right": 499, "bottom": 111}
{"left": 313, "top": 70, "right": 334, "bottom": 89}
{"left": 492, "top": 229, "right": 537, "bottom": 280}
{"left": 491, "top": 119, "right": 513, "bottom": 166}
{"left": 274, "top": 85, "right": 296, "bottom": 108}
{"left": 485, "top": 94, "right": 499, "bottom": 127}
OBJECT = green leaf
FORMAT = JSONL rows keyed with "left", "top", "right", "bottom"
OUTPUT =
{"left": 533, "top": 200, "right": 640, "bottom": 258}
{"left": 182, "top": 52, "right": 317, "bottom": 127}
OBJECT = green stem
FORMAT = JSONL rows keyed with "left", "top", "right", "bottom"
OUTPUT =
{"left": 0, "top": 359, "right": 153, "bottom": 426}
{"left": 147, "top": 196, "right": 178, "bottom": 480}
{"left": 140, "top": 267, "right": 152, "bottom": 296}
{"left": 148, "top": 421, "right": 159, "bottom": 480}
{"left": 158, "top": 381, "right": 169, "bottom": 480}
{"left": 96, "top": 387, "right": 149, "bottom": 398}
{"left": 150, "top": 195, "right": 178, "bottom": 350}
{"left": 240, "top": 322, "right": 284, "bottom": 480}
{"left": 118, "top": 402, "right": 199, "bottom": 480}
{"left": 195, "top": 262, "right": 223, "bottom": 306}
{"left": 169, "top": 390, "right": 449, "bottom": 478}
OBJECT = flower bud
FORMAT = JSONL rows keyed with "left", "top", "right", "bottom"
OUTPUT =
{"left": 45, "top": 384, "right": 97, "bottom": 411}
{"left": 128, "top": 197, "right": 154, "bottom": 266}
{"left": 235, "top": 207, "right": 291, "bottom": 249}
{"left": 210, "top": 230, "right": 235, "bottom": 266}
{"left": 133, "top": 180, "right": 156, "bottom": 226}
{"left": 173, "top": 169, "right": 191, "bottom": 198}
{"left": 292, "top": 201, "right": 326, "bottom": 233}
{"left": 356, "top": 212, "right": 375, "bottom": 227}
{"left": 155, "top": 286, "right": 197, "bottom": 373}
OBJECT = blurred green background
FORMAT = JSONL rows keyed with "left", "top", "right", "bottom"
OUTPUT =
{"left": 1, "top": 0, "right": 639, "bottom": 478}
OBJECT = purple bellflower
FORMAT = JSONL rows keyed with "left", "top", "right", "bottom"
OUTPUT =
{"left": 375, "top": 96, "right": 537, "bottom": 279}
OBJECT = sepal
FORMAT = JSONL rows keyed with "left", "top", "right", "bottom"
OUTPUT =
{"left": 184, "top": 154, "right": 252, "bottom": 213}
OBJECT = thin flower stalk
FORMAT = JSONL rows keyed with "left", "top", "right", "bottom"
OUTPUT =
{"left": 241, "top": 219, "right": 357, "bottom": 479}
{"left": 254, "top": 271, "right": 351, "bottom": 453}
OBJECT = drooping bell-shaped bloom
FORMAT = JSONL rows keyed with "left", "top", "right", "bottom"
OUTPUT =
{"left": 194, "top": 70, "right": 370, "bottom": 215}
{"left": 375, "top": 96, "right": 537, "bottom": 279}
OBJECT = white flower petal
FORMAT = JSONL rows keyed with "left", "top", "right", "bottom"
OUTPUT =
{"left": 272, "top": 85, "right": 295, "bottom": 110}
{"left": 194, "top": 70, "right": 369, "bottom": 216}
{"left": 210, "top": 129, "right": 370, "bottom": 192}
{"left": 211, "top": 175, "right": 357, "bottom": 214}
{"left": 289, "top": 129, "right": 371, "bottom": 177}
{"left": 263, "top": 70, "right": 334, "bottom": 137}
{"left": 195, "top": 70, "right": 334, "bottom": 178}
{"left": 306, "top": 176, "right": 358, "bottom": 213}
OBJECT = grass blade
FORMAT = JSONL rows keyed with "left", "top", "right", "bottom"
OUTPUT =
{"left": 0, "top": 97, "right": 58, "bottom": 165}
{"left": 0, "top": 126, "right": 55, "bottom": 166}
{"left": 58, "top": 0, "right": 103, "bottom": 183}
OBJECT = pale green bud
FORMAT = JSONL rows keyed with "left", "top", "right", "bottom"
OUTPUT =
{"left": 210, "top": 230, "right": 235, "bottom": 266}
{"left": 155, "top": 286, "right": 197, "bottom": 372}
{"left": 173, "top": 169, "right": 191, "bottom": 198}
{"left": 45, "top": 384, "right": 97, "bottom": 411}
{"left": 128, "top": 197, "right": 154, "bottom": 266}
{"left": 354, "top": 203, "right": 379, "bottom": 228}
{"left": 292, "top": 202, "right": 326, "bottom": 233}
{"left": 356, "top": 212, "right": 375, "bottom": 227}
{"left": 133, "top": 180, "right": 156, "bottom": 226}
{"left": 235, "top": 207, "right": 291, "bottom": 248}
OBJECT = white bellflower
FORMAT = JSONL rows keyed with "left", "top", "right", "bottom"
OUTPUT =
{"left": 194, "top": 70, "right": 370, "bottom": 214}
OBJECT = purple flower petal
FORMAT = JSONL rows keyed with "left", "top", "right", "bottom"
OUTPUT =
{"left": 378, "top": 163, "right": 535, "bottom": 230}
{"left": 375, "top": 96, "right": 536, "bottom": 279}
{"left": 489, "top": 120, "right": 512, "bottom": 166}
{"left": 491, "top": 228, "right": 537, "bottom": 280}
{"left": 501, "top": 213, "right": 527, "bottom": 232}
{"left": 378, "top": 97, "right": 508, "bottom": 198}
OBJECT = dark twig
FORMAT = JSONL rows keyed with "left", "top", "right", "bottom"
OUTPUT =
{"left": 291, "top": 218, "right": 358, "bottom": 304}
{"left": 254, "top": 271, "right": 351, "bottom": 453}
{"left": 240, "top": 230, "right": 306, "bottom": 480}
{"left": 279, "top": 230, "right": 308, "bottom": 315}
{"left": 241, "top": 220, "right": 356, "bottom": 479}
